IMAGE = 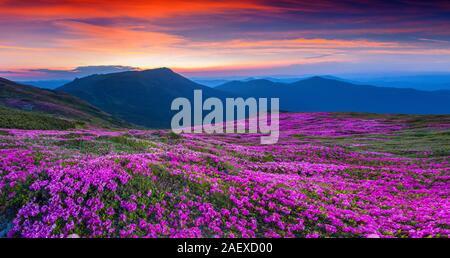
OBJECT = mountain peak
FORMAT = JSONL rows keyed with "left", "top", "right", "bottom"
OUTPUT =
{"left": 57, "top": 67, "right": 228, "bottom": 128}
{"left": 141, "top": 67, "right": 175, "bottom": 74}
{"left": 250, "top": 79, "right": 274, "bottom": 84}
{"left": 289, "top": 76, "right": 349, "bottom": 86}
{"left": 302, "top": 76, "right": 332, "bottom": 82}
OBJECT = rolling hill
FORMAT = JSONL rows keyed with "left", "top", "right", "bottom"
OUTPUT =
{"left": 216, "top": 76, "right": 450, "bottom": 114}
{"left": 0, "top": 77, "right": 127, "bottom": 129}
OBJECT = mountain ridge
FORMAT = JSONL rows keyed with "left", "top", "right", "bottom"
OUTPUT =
{"left": 216, "top": 76, "right": 450, "bottom": 114}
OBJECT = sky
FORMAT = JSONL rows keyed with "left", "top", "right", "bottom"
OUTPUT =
{"left": 1, "top": 0, "right": 450, "bottom": 80}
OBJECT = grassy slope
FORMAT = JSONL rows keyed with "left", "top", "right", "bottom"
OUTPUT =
{"left": 0, "top": 77, "right": 129, "bottom": 129}
{"left": 0, "top": 106, "right": 82, "bottom": 130}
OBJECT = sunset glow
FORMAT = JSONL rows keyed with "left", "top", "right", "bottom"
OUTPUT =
{"left": 1, "top": 0, "right": 450, "bottom": 79}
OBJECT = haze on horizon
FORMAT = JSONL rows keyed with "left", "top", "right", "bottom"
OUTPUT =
{"left": 1, "top": 0, "right": 450, "bottom": 81}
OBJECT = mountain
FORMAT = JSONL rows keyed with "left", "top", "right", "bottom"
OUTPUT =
{"left": 0, "top": 77, "right": 126, "bottom": 128}
{"left": 58, "top": 68, "right": 230, "bottom": 128}
{"left": 216, "top": 76, "right": 450, "bottom": 114}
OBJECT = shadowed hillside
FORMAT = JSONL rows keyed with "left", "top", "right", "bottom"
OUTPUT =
{"left": 0, "top": 77, "right": 127, "bottom": 128}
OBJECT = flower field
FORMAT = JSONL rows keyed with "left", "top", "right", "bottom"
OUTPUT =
{"left": 0, "top": 112, "right": 449, "bottom": 238}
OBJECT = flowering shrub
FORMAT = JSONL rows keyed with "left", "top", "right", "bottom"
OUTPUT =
{"left": 0, "top": 113, "right": 449, "bottom": 238}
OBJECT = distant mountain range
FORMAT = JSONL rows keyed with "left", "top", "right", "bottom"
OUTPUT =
{"left": 58, "top": 68, "right": 230, "bottom": 128}
{"left": 216, "top": 76, "right": 450, "bottom": 115}
{"left": 0, "top": 77, "right": 126, "bottom": 128}
{"left": 17, "top": 80, "right": 70, "bottom": 89}
{"left": 193, "top": 74, "right": 450, "bottom": 90}
{"left": 17, "top": 72, "right": 450, "bottom": 91}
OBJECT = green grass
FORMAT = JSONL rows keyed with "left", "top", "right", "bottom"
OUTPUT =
{"left": 355, "top": 129, "right": 450, "bottom": 158}
{"left": 297, "top": 132, "right": 449, "bottom": 158}
{"left": 53, "top": 139, "right": 111, "bottom": 155}
{"left": 0, "top": 106, "right": 82, "bottom": 130}
{"left": 53, "top": 135, "right": 155, "bottom": 155}
{"left": 103, "top": 135, "right": 155, "bottom": 152}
